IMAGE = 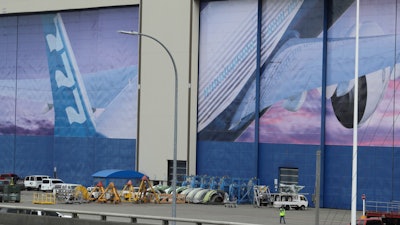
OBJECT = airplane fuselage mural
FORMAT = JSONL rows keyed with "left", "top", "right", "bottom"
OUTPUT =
{"left": 198, "top": 0, "right": 400, "bottom": 147}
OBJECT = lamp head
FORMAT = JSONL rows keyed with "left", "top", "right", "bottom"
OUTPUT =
{"left": 118, "top": 30, "right": 139, "bottom": 35}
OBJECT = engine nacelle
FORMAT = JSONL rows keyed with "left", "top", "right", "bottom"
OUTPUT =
{"left": 331, "top": 68, "right": 390, "bottom": 128}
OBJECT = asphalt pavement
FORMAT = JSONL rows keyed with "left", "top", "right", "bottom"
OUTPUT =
{"left": 0, "top": 191, "right": 361, "bottom": 225}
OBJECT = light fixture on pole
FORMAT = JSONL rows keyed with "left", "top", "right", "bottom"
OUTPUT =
{"left": 118, "top": 30, "right": 178, "bottom": 220}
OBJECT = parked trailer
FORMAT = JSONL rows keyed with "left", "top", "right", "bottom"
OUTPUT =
{"left": 366, "top": 201, "right": 400, "bottom": 225}
{"left": 366, "top": 212, "right": 400, "bottom": 225}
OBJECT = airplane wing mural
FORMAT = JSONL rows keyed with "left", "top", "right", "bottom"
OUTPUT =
{"left": 230, "top": 35, "right": 396, "bottom": 132}
{"left": 0, "top": 8, "right": 139, "bottom": 139}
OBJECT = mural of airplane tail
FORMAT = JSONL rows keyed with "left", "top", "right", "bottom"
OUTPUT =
{"left": 42, "top": 13, "right": 97, "bottom": 137}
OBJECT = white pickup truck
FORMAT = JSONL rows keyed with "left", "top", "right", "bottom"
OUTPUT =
{"left": 272, "top": 193, "right": 308, "bottom": 210}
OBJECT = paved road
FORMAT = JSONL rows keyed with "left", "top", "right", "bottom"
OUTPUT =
{"left": 0, "top": 191, "right": 361, "bottom": 225}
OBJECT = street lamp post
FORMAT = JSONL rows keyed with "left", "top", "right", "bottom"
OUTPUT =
{"left": 118, "top": 30, "right": 178, "bottom": 220}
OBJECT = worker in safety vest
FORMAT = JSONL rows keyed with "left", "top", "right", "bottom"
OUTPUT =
{"left": 279, "top": 206, "right": 286, "bottom": 224}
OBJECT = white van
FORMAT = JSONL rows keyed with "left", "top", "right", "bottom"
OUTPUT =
{"left": 24, "top": 175, "right": 51, "bottom": 190}
{"left": 272, "top": 193, "right": 308, "bottom": 210}
{"left": 40, "top": 178, "right": 64, "bottom": 192}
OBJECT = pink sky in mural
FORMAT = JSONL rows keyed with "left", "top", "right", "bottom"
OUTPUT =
{"left": 237, "top": 80, "right": 400, "bottom": 147}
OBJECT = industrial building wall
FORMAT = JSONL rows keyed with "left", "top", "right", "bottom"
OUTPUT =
{"left": 137, "top": 1, "right": 199, "bottom": 183}
{"left": 0, "top": 5, "right": 140, "bottom": 186}
{"left": 2, "top": 0, "right": 400, "bottom": 211}
{"left": 0, "top": 0, "right": 199, "bottom": 186}
{"left": 196, "top": 0, "right": 400, "bottom": 210}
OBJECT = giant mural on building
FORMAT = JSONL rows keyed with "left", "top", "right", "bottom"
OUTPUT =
{"left": 198, "top": 0, "right": 400, "bottom": 147}
{"left": 0, "top": 7, "right": 139, "bottom": 139}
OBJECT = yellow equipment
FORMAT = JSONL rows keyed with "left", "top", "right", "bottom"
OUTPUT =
{"left": 132, "top": 176, "right": 160, "bottom": 204}
{"left": 120, "top": 180, "right": 137, "bottom": 202}
{"left": 97, "top": 182, "right": 121, "bottom": 204}
{"left": 88, "top": 181, "right": 105, "bottom": 201}
{"left": 32, "top": 192, "right": 55, "bottom": 204}
{"left": 73, "top": 185, "right": 90, "bottom": 203}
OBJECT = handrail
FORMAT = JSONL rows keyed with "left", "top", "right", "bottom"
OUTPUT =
{"left": 0, "top": 204, "right": 263, "bottom": 225}
{"left": 365, "top": 201, "right": 400, "bottom": 213}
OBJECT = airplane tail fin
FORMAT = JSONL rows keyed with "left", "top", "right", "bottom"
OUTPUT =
{"left": 42, "top": 13, "right": 97, "bottom": 137}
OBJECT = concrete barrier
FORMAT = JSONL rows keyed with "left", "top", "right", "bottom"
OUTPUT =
{"left": 0, "top": 204, "right": 264, "bottom": 225}
{"left": 0, "top": 213, "right": 139, "bottom": 225}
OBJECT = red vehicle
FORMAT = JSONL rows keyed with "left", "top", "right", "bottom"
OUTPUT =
{"left": 366, "top": 200, "right": 400, "bottom": 225}
{"left": 366, "top": 211, "right": 400, "bottom": 225}
{"left": 355, "top": 218, "right": 383, "bottom": 225}
{"left": 0, "top": 173, "right": 25, "bottom": 190}
{"left": 0, "top": 173, "right": 20, "bottom": 183}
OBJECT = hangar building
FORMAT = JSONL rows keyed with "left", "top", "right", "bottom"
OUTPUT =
{"left": 1, "top": 0, "right": 399, "bottom": 209}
